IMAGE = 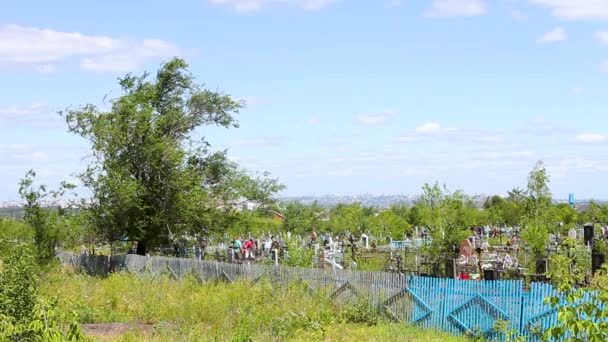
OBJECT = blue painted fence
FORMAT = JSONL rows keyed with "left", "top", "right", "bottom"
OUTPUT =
{"left": 399, "top": 276, "right": 559, "bottom": 341}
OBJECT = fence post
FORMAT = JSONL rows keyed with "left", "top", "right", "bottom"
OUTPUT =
{"left": 441, "top": 277, "right": 449, "bottom": 333}
{"left": 519, "top": 294, "right": 526, "bottom": 336}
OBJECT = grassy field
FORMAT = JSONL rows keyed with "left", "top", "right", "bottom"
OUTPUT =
{"left": 41, "top": 266, "right": 467, "bottom": 341}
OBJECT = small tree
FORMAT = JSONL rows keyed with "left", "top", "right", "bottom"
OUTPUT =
{"left": 521, "top": 161, "right": 552, "bottom": 259}
{"left": 0, "top": 246, "right": 85, "bottom": 340}
{"left": 18, "top": 170, "right": 78, "bottom": 264}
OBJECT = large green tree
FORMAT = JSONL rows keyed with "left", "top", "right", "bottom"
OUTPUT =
{"left": 63, "top": 58, "right": 283, "bottom": 254}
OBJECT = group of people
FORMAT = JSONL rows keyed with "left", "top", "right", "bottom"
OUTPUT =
{"left": 229, "top": 236, "right": 282, "bottom": 262}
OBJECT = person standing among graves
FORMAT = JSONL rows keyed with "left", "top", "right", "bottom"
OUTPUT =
{"left": 234, "top": 237, "right": 242, "bottom": 261}
{"left": 201, "top": 238, "right": 208, "bottom": 260}
{"left": 195, "top": 244, "right": 202, "bottom": 260}
{"left": 243, "top": 238, "right": 254, "bottom": 259}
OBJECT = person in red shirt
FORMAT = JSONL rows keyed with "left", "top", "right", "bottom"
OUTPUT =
{"left": 243, "top": 239, "right": 254, "bottom": 259}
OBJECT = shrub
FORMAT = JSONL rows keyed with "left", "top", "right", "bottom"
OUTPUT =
{"left": 0, "top": 246, "right": 86, "bottom": 341}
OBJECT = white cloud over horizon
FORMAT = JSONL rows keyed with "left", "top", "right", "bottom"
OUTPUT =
{"left": 425, "top": 0, "right": 487, "bottom": 17}
{"left": 0, "top": 24, "right": 188, "bottom": 73}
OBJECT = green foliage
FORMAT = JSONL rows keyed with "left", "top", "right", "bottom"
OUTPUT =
{"left": 338, "top": 300, "right": 379, "bottom": 326}
{"left": 18, "top": 170, "right": 84, "bottom": 263}
{"left": 521, "top": 161, "right": 553, "bottom": 258}
{"left": 0, "top": 299, "right": 87, "bottom": 342}
{"left": 284, "top": 237, "right": 314, "bottom": 267}
{"left": 330, "top": 203, "right": 366, "bottom": 234}
{"left": 544, "top": 240, "right": 608, "bottom": 342}
{"left": 41, "top": 269, "right": 465, "bottom": 341}
{"left": 547, "top": 238, "right": 588, "bottom": 286}
{"left": 0, "top": 218, "right": 33, "bottom": 260}
{"left": 368, "top": 210, "right": 411, "bottom": 240}
{"left": 415, "top": 183, "right": 475, "bottom": 271}
{"left": 281, "top": 201, "right": 324, "bottom": 235}
{"left": 0, "top": 244, "right": 37, "bottom": 324}
{"left": 62, "top": 58, "right": 283, "bottom": 250}
{"left": 0, "top": 247, "right": 86, "bottom": 341}
{"left": 582, "top": 201, "right": 608, "bottom": 225}
{"left": 226, "top": 211, "right": 281, "bottom": 236}
{"left": 494, "top": 319, "right": 526, "bottom": 342}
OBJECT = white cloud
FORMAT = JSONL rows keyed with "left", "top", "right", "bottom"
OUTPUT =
{"left": 601, "top": 60, "right": 608, "bottom": 72}
{"left": 574, "top": 133, "right": 608, "bottom": 144}
{"left": 208, "top": 0, "right": 337, "bottom": 12}
{"left": 537, "top": 27, "right": 566, "bottom": 43}
{"left": 328, "top": 168, "right": 354, "bottom": 177}
{"left": 571, "top": 86, "right": 585, "bottom": 94}
{"left": 398, "top": 122, "right": 504, "bottom": 144}
{"left": 0, "top": 24, "right": 186, "bottom": 73}
{"left": 0, "top": 103, "right": 63, "bottom": 128}
{"left": 529, "top": 0, "right": 608, "bottom": 21}
{"left": 397, "top": 136, "right": 418, "bottom": 142}
{"left": 478, "top": 150, "right": 534, "bottom": 160}
{"left": 36, "top": 64, "right": 56, "bottom": 74}
{"left": 231, "top": 137, "right": 283, "bottom": 147}
{"left": 236, "top": 96, "right": 271, "bottom": 106}
{"left": 521, "top": 117, "right": 573, "bottom": 136}
{"left": 356, "top": 113, "right": 391, "bottom": 125}
{"left": 307, "top": 117, "right": 321, "bottom": 125}
{"left": 415, "top": 122, "right": 443, "bottom": 134}
{"left": 510, "top": 10, "right": 528, "bottom": 20}
{"left": 596, "top": 31, "right": 608, "bottom": 44}
{"left": 425, "top": 0, "right": 487, "bottom": 17}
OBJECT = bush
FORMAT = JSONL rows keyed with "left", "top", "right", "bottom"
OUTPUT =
{"left": 0, "top": 244, "right": 38, "bottom": 324}
{"left": 0, "top": 246, "right": 86, "bottom": 341}
{"left": 339, "top": 300, "right": 379, "bottom": 326}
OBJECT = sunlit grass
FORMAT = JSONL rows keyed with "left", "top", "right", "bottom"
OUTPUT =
{"left": 40, "top": 266, "right": 466, "bottom": 341}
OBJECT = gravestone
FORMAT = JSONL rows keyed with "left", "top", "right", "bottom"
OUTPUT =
{"left": 360, "top": 234, "right": 369, "bottom": 249}
{"left": 568, "top": 228, "right": 577, "bottom": 240}
{"left": 459, "top": 239, "right": 473, "bottom": 258}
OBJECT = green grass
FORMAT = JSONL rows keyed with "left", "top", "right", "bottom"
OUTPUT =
{"left": 114, "top": 324, "right": 466, "bottom": 341}
{"left": 40, "top": 267, "right": 467, "bottom": 341}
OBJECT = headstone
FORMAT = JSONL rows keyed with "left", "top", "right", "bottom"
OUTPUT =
{"left": 568, "top": 228, "right": 577, "bottom": 240}
{"left": 459, "top": 239, "right": 473, "bottom": 258}
{"left": 361, "top": 234, "right": 369, "bottom": 249}
{"left": 503, "top": 254, "right": 513, "bottom": 268}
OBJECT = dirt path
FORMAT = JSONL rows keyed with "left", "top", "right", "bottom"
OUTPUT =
{"left": 82, "top": 323, "right": 156, "bottom": 340}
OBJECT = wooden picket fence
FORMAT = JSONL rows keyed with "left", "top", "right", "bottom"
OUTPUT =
{"left": 57, "top": 251, "right": 564, "bottom": 340}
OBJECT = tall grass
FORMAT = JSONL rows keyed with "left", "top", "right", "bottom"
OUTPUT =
{"left": 40, "top": 267, "right": 466, "bottom": 341}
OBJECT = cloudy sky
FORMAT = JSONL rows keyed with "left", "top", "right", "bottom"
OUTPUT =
{"left": 1, "top": 0, "right": 608, "bottom": 201}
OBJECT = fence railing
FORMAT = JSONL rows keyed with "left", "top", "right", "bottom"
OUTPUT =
{"left": 57, "top": 251, "right": 563, "bottom": 341}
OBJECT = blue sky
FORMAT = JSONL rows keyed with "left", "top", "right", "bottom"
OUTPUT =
{"left": 1, "top": 0, "right": 608, "bottom": 201}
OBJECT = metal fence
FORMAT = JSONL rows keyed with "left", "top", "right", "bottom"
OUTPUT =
{"left": 57, "top": 251, "right": 565, "bottom": 341}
